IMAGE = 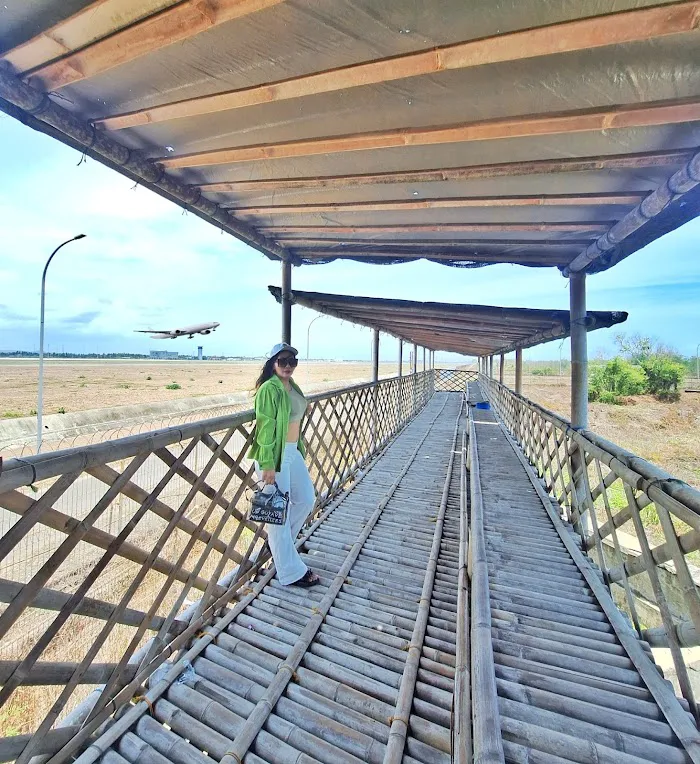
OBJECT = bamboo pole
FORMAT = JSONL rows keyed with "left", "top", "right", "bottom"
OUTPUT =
{"left": 383, "top": 397, "right": 462, "bottom": 762}
{"left": 469, "top": 412, "right": 506, "bottom": 764}
{"left": 454, "top": 428, "right": 472, "bottom": 763}
{"left": 281, "top": 260, "right": 292, "bottom": 344}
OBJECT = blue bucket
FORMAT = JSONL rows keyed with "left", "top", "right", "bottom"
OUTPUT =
{"left": 475, "top": 401, "right": 491, "bottom": 410}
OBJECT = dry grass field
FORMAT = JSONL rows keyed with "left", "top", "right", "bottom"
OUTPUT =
{"left": 2, "top": 359, "right": 697, "bottom": 488}
{"left": 503, "top": 373, "right": 700, "bottom": 491}
{"left": 0, "top": 358, "right": 401, "bottom": 417}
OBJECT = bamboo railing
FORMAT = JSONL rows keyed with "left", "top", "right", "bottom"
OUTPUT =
{"left": 0, "top": 371, "right": 435, "bottom": 761}
{"left": 480, "top": 373, "right": 700, "bottom": 720}
{"left": 434, "top": 369, "right": 478, "bottom": 392}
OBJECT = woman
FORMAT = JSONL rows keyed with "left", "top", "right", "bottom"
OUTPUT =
{"left": 248, "top": 342, "right": 320, "bottom": 587}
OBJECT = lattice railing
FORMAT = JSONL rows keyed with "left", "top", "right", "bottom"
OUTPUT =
{"left": 434, "top": 369, "right": 478, "bottom": 392}
{"left": 480, "top": 374, "right": 700, "bottom": 720}
{"left": 0, "top": 370, "right": 433, "bottom": 761}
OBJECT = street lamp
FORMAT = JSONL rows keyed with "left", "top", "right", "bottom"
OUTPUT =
{"left": 305, "top": 314, "right": 326, "bottom": 381}
{"left": 696, "top": 342, "right": 700, "bottom": 383}
{"left": 37, "top": 234, "right": 86, "bottom": 453}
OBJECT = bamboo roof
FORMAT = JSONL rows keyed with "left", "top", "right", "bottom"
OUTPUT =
{"left": 268, "top": 287, "right": 628, "bottom": 355}
{"left": 1, "top": 1, "right": 699, "bottom": 275}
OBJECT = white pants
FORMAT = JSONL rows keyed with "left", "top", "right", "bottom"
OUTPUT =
{"left": 256, "top": 443, "right": 316, "bottom": 585}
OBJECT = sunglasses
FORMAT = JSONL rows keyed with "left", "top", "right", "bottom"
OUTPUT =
{"left": 276, "top": 356, "right": 298, "bottom": 368}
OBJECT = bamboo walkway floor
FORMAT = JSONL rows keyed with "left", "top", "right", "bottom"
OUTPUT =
{"left": 80, "top": 387, "right": 698, "bottom": 764}
{"left": 90, "top": 393, "right": 465, "bottom": 764}
{"left": 468, "top": 382, "right": 696, "bottom": 764}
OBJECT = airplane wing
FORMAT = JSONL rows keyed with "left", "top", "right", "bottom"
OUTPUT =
{"left": 134, "top": 329, "right": 173, "bottom": 334}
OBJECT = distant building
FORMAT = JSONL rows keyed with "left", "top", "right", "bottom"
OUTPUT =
{"left": 197, "top": 346, "right": 203, "bottom": 361}
{"left": 150, "top": 350, "right": 180, "bottom": 360}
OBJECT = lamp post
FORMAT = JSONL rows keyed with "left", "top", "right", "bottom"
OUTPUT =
{"left": 37, "top": 234, "right": 86, "bottom": 453}
{"left": 696, "top": 342, "right": 700, "bottom": 383}
{"left": 305, "top": 314, "right": 326, "bottom": 382}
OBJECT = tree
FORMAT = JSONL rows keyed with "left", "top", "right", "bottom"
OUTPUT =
{"left": 613, "top": 333, "right": 653, "bottom": 364}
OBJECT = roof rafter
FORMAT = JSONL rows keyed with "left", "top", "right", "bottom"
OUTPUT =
{"left": 233, "top": 192, "right": 644, "bottom": 215}
{"left": 12, "top": 0, "right": 286, "bottom": 91}
{"left": 160, "top": 97, "right": 700, "bottom": 168}
{"left": 261, "top": 223, "right": 612, "bottom": 235}
{"left": 197, "top": 149, "right": 696, "bottom": 193}
{"left": 95, "top": 1, "right": 700, "bottom": 129}
{"left": 296, "top": 251, "right": 572, "bottom": 266}
{"left": 287, "top": 238, "right": 593, "bottom": 248}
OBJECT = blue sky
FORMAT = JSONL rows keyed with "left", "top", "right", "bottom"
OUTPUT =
{"left": 1, "top": 115, "right": 698, "bottom": 362}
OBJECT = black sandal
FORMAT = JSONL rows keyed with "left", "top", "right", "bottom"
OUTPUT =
{"left": 291, "top": 569, "right": 320, "bottom": 587}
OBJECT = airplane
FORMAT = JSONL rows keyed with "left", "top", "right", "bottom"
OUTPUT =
{"left": 135, "top": 322, "right": 220, "bottom": 340}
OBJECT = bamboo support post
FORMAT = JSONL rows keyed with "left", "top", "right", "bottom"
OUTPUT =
{"left": 514, "top": 350, "right": 523, "bottom": 394}
{"left": 281, "top": 260, "right": 292, "bottom": 344}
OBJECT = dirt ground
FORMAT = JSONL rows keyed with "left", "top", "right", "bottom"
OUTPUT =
{"left": 0, "top": 358, "right": 401, "bottom": 416}
{"left": 2, "top": 360, "right": 698, "bottom": 489}
{"left": 502, "top": 373, "right": 700, "bottom": 491}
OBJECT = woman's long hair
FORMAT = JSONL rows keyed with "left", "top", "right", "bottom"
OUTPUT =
{"left": 255, "top": 357, "right": 277, "bottom": 389}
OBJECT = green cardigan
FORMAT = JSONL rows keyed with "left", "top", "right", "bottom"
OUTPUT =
{"left": 248, "top": 374, "right": 306, "bottom": 471}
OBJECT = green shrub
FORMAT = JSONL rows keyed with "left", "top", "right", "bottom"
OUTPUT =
{"left": 2, "top": 411, "right": 22, "bottom": 419}
{"left": 57, "top": 407, "right": 66, "bottom": 414}
{"left": 531, "top": 367, "right": 555, "bottom": 376}
{"left": 165, "top": 383, "right": 181, "bottom": 390}
{"left": 589, "top": 358, "right": 647, "bottom": 404}
{"left": 146, "top": 375, "right": 152, "bottom": 380}
{"left": 640, "top": 356, "right": 684, "bottom": 401}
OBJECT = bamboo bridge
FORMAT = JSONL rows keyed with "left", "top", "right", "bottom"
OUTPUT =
{"left": 2, "top": 371, "right": 700, "bottom": 763}
{"left": 3, "top": 0, "right": 700, "bottom": 761}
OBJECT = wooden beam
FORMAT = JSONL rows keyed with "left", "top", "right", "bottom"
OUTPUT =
{"left": 197, "top": 149, "right": 696, "bottom": 193}
{"left": 95, "top": 1, "right": 700, "bottom": 129}
{"left": 18, "top": 0, "right": 286, "bottom": 91}
{"left": 287, "top": 238, "right": 592, "bottom": 249}
{"left": 233, "top": 192, "right": 644, "bottom": 215}
{"left": 3, "top": 0, "right": 175, "bottom": 73}
{"left": 261, "top": 223, "right": 612, "bottom": 234}
{"left": 295, "top": 250, "right": 572, "bottom": 265}
{"left": 161, "top": 98, "right": 700, "bottom": 168}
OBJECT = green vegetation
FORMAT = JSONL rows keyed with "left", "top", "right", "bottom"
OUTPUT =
{"left": 589, "top": 358, "right": 646, "bottom": 403}
{"left": 57, "top": 407, "right": 66, "bottom": 414}
{"left": 116, "top": 383, "right": 131, "bottom": 389}
{"left": 640, "top": 356, "right": 684, "bottom": 401}
{"left": 165, "top": 383, "right": 181, "bottom": 390}
{"left": 531, "top": 367, "right": 556, "bottom": 376}
{"left": 589, "top": 333, "right": 689, "bottom": 404}
{"left": 146, "top": 376, "right": 152, "bottom": 380}
{"left": 1, "top": 411, "right": 23, "bottom": 419}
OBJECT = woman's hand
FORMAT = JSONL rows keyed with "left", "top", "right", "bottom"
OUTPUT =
{"left": 262, "top": 469, "right": 276, "bottom": 485}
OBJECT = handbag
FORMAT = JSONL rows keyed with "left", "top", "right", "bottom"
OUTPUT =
{"left": 249, "top": 481, "right": 289, "bottom": 525}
